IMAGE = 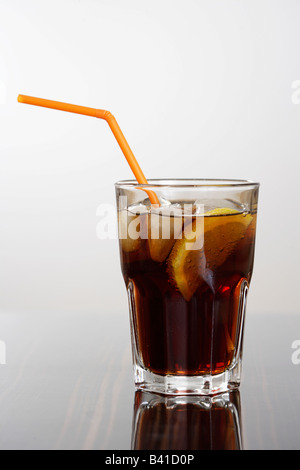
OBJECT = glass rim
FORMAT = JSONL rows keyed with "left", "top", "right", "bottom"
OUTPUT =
{"left": 115, "top": 178, "right": 260, "bottom": 190}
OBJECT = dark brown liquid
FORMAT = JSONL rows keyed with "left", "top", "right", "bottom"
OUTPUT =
{"left": 132, "top": 391, "right": 242, "bottom": 450}
{"left": 120, "top": 212, "right": 256, "bottom": 376}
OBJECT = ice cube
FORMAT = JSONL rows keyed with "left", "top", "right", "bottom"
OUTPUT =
{"left": 193, "top": 200, "right": 206, "bottom": 215}
{"left": 118, "top": 209, "right": 148, "bottom": 253}
{"left": 193, "top": 198, "right": 243, "bottom": 214}
{"left": 127, "top": 202, "right": 149, "bottom": 216}
{"left": 148, "top": 204, "right": 184, "bottom": 262}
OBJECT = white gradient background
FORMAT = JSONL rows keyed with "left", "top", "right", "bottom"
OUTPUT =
{"left": 0, "top": 0, "right": 299, "bottom": 317}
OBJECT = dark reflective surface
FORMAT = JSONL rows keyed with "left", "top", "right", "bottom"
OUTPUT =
{"left": 132, "top": 391, "right": 242, "bottom": 450}
{"left": 0, "top": 312, "right": 300, "bottom": 449}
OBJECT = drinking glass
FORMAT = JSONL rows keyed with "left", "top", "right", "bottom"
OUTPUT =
{"left": 115, "top": 179, "right": 259, "bottom": 395}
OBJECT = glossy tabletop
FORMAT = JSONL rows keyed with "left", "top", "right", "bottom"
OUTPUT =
{"left": 0, "top": 310, "right": 299, "bottom": 450}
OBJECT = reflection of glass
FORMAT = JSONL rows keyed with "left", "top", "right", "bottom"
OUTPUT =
{"left": 132, "top": 391, "right": 243, "bottom": 450}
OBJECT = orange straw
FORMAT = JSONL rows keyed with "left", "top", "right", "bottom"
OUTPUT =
{"left": 17, "top": 94, "right": 159, "bottom": 205}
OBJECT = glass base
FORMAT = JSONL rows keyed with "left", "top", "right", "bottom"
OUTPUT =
{"left": 134, "top": 361, "right": 242, "bottom": 396}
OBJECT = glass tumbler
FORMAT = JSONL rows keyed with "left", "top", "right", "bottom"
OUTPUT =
{"left": 116, "top": 179, "right": 259, "bottom": 395}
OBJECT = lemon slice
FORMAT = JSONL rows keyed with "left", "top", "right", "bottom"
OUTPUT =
{"left": 167, "top": 208, "right": 253, "bottom": 301}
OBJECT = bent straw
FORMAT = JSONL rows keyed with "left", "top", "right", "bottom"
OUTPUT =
{"left": 17, "top": 94, "right": 159, "bottom": 205}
